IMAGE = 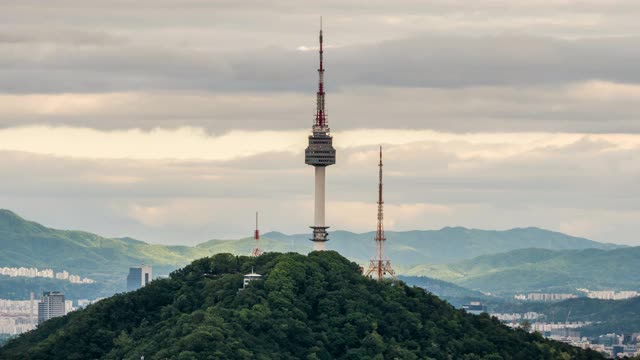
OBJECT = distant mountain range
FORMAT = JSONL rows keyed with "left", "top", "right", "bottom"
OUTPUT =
{"left": 262, "top": 228, "right": 621, "bottom": 267}
{"left": 0, "top": 209, "right": 627, "bottom": 298}
{"left": 0, "top": 209, "right": 206, "bottom": 283}
{"left": 411, "top": 247, "right": 640, "bottom": 295}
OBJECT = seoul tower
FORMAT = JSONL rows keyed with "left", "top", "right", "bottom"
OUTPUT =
{"left": 305, "top": 18, "right": 336, "bottom": 251}
{"left": 365, "top": 147, "right": 396, "bottom": 281}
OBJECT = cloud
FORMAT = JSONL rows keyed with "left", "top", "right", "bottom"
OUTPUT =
{"left": 1, "top": 81, "right": 640, "bottom": 133}
{"left": 2, "top": 34, "right": 640, "bottom": 94}
{"left": 1, "top": 1, "right": 639, "bottom": 246}
{"left": 0, "top": 130, "right": 638, "bottom": 244}
{"left": 1, "top": 125, "right": 638, "bottom": 162}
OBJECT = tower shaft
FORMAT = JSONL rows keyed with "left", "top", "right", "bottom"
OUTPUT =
{"left": 314, "top": 166, "right": 326, "bottom": 227}
{"left": 365, "top": 147, "right": 396, "bottom": 281}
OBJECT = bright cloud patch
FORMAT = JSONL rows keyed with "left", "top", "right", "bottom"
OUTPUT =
{"left": 0, "top": 125, "right": 637, "bottom": 162}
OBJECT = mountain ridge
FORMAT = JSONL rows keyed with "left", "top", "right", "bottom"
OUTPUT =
{"left": 0, "top": 209, "right": 626, "bottom": 298}
{"left": 413, "top": 247, "right": 640, "bottom": 295}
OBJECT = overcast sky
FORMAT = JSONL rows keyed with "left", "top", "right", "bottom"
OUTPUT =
{"left": 1, "top": 1, "right": 639, "bottom": 246}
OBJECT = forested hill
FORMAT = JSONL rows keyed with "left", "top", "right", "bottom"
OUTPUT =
{"left": 1, "top": 252, "right": 604, "bottom": 359}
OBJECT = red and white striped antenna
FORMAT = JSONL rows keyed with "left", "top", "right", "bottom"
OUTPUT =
{"left": 364, "top": 146, "right": 396, "bottom": 281}
{"left": 250, "top": 211, "right": 262, "bottom": 257}
{"left": 314, "top": 16, "right": 327, "bottom": 130}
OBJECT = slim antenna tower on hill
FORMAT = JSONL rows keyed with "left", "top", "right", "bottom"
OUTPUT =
{"left": 250, "top": 212, "right": 262, "bottom": 257}
{"left": 305, "top": 17, "right": 336, "bottom": 251}
{"left": 365, "top": 147, "right": 396, "bottom": 281}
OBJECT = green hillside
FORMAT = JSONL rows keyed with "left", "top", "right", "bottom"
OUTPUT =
{"left": 0, "top": 252, "right": 604, "bottom": 360}
{"left": 410, "top": 247, "right": 640, "bottom": 295}
{"left": 0, "top": 209, "right": 211, "bottom": 284}
{"left": 0, "top": 209, "right": 624, "bottom": 299}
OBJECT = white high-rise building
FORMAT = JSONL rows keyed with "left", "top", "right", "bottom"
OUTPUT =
{"left": 37, "top": 292, "right": 66, "bottom": 325}
{"left": 126, "top": 265, "right": 152, "bottom": 291}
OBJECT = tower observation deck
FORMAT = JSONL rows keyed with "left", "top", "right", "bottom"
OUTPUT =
{"left": 305, "top": 19, "right": 336, "bottom": 250}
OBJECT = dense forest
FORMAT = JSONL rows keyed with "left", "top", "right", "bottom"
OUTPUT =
{"left": 1, "top": 251, "right": 605, "bottom": 359}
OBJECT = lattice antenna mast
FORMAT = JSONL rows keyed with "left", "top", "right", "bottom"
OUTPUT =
{"left": 376, "top": 146, "right": 385, "bottom": 275}
{"left": 250, "top": 211, "right": 262, "bottom": 257}
{"left": 364, "top": 146, "right": 396, "bottom": 281}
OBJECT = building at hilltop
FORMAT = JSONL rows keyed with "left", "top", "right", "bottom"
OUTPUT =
{"left": 240, "top": 268, "right": 262, "bottom": 290}
{"left": 126, "top": 264, "right": 152, "bottom": 291}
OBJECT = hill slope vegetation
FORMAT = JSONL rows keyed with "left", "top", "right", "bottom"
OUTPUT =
{"left": 0, "top": 209, "right": 210, "bottom": 282}
{"left": 0, "top": 252, "right": 604, "bottom": 360}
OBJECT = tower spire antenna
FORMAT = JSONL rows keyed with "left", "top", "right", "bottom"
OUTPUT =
{"left": 305, "top": 19, "right": 336, "bottom": 251}
{"left": 365, "top": 146, "right": 396, "bottom": 282}
{"left": 315, "top": 16, "right": 326, "bottom": 129}
{"left": 250, "top": 211, "right": 262, "bottom": 257}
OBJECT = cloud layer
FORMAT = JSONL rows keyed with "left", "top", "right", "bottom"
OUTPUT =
{"left": 1, "top": 129, "right": 638, "bottom": 245}
{"left": 1, "top": 1, "right": 639, "bottom": 246}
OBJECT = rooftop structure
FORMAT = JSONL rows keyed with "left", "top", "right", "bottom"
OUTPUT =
{"left": 462, "top": 301, "right": 488, "bottom": 315}
{"left": 241, "top": 267, "right": 262, "bottom": 290}
{"left": 305, "top": 18, "right": 336, "bottom": 251}
{"left": 364, "top": 147, "right": 396, "bottom": 282}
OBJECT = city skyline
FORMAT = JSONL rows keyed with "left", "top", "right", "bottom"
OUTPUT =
{"left": 0, "top": 1, "right": 639, "bottom": 245}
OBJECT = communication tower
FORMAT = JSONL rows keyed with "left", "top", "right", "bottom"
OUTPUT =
{"left": 250, "top": 212, "right": 262, "bottom": 257}
{"left": 305, "top": 17, "right": 336, "bottom": 251}
{"left": 365, "top": 147, "right": 397, "bottom": 281}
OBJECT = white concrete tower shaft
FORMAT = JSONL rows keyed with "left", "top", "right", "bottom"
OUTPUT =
{"left": 314, "top": 166, "right": 326, "bottom": 251}
{"left": 305, "top": 18, "right": 335, "bottom": 250}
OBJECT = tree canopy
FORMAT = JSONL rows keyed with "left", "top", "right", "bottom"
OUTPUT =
{"left": 0, "top": 251, "right": 605, "bottom": 360}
